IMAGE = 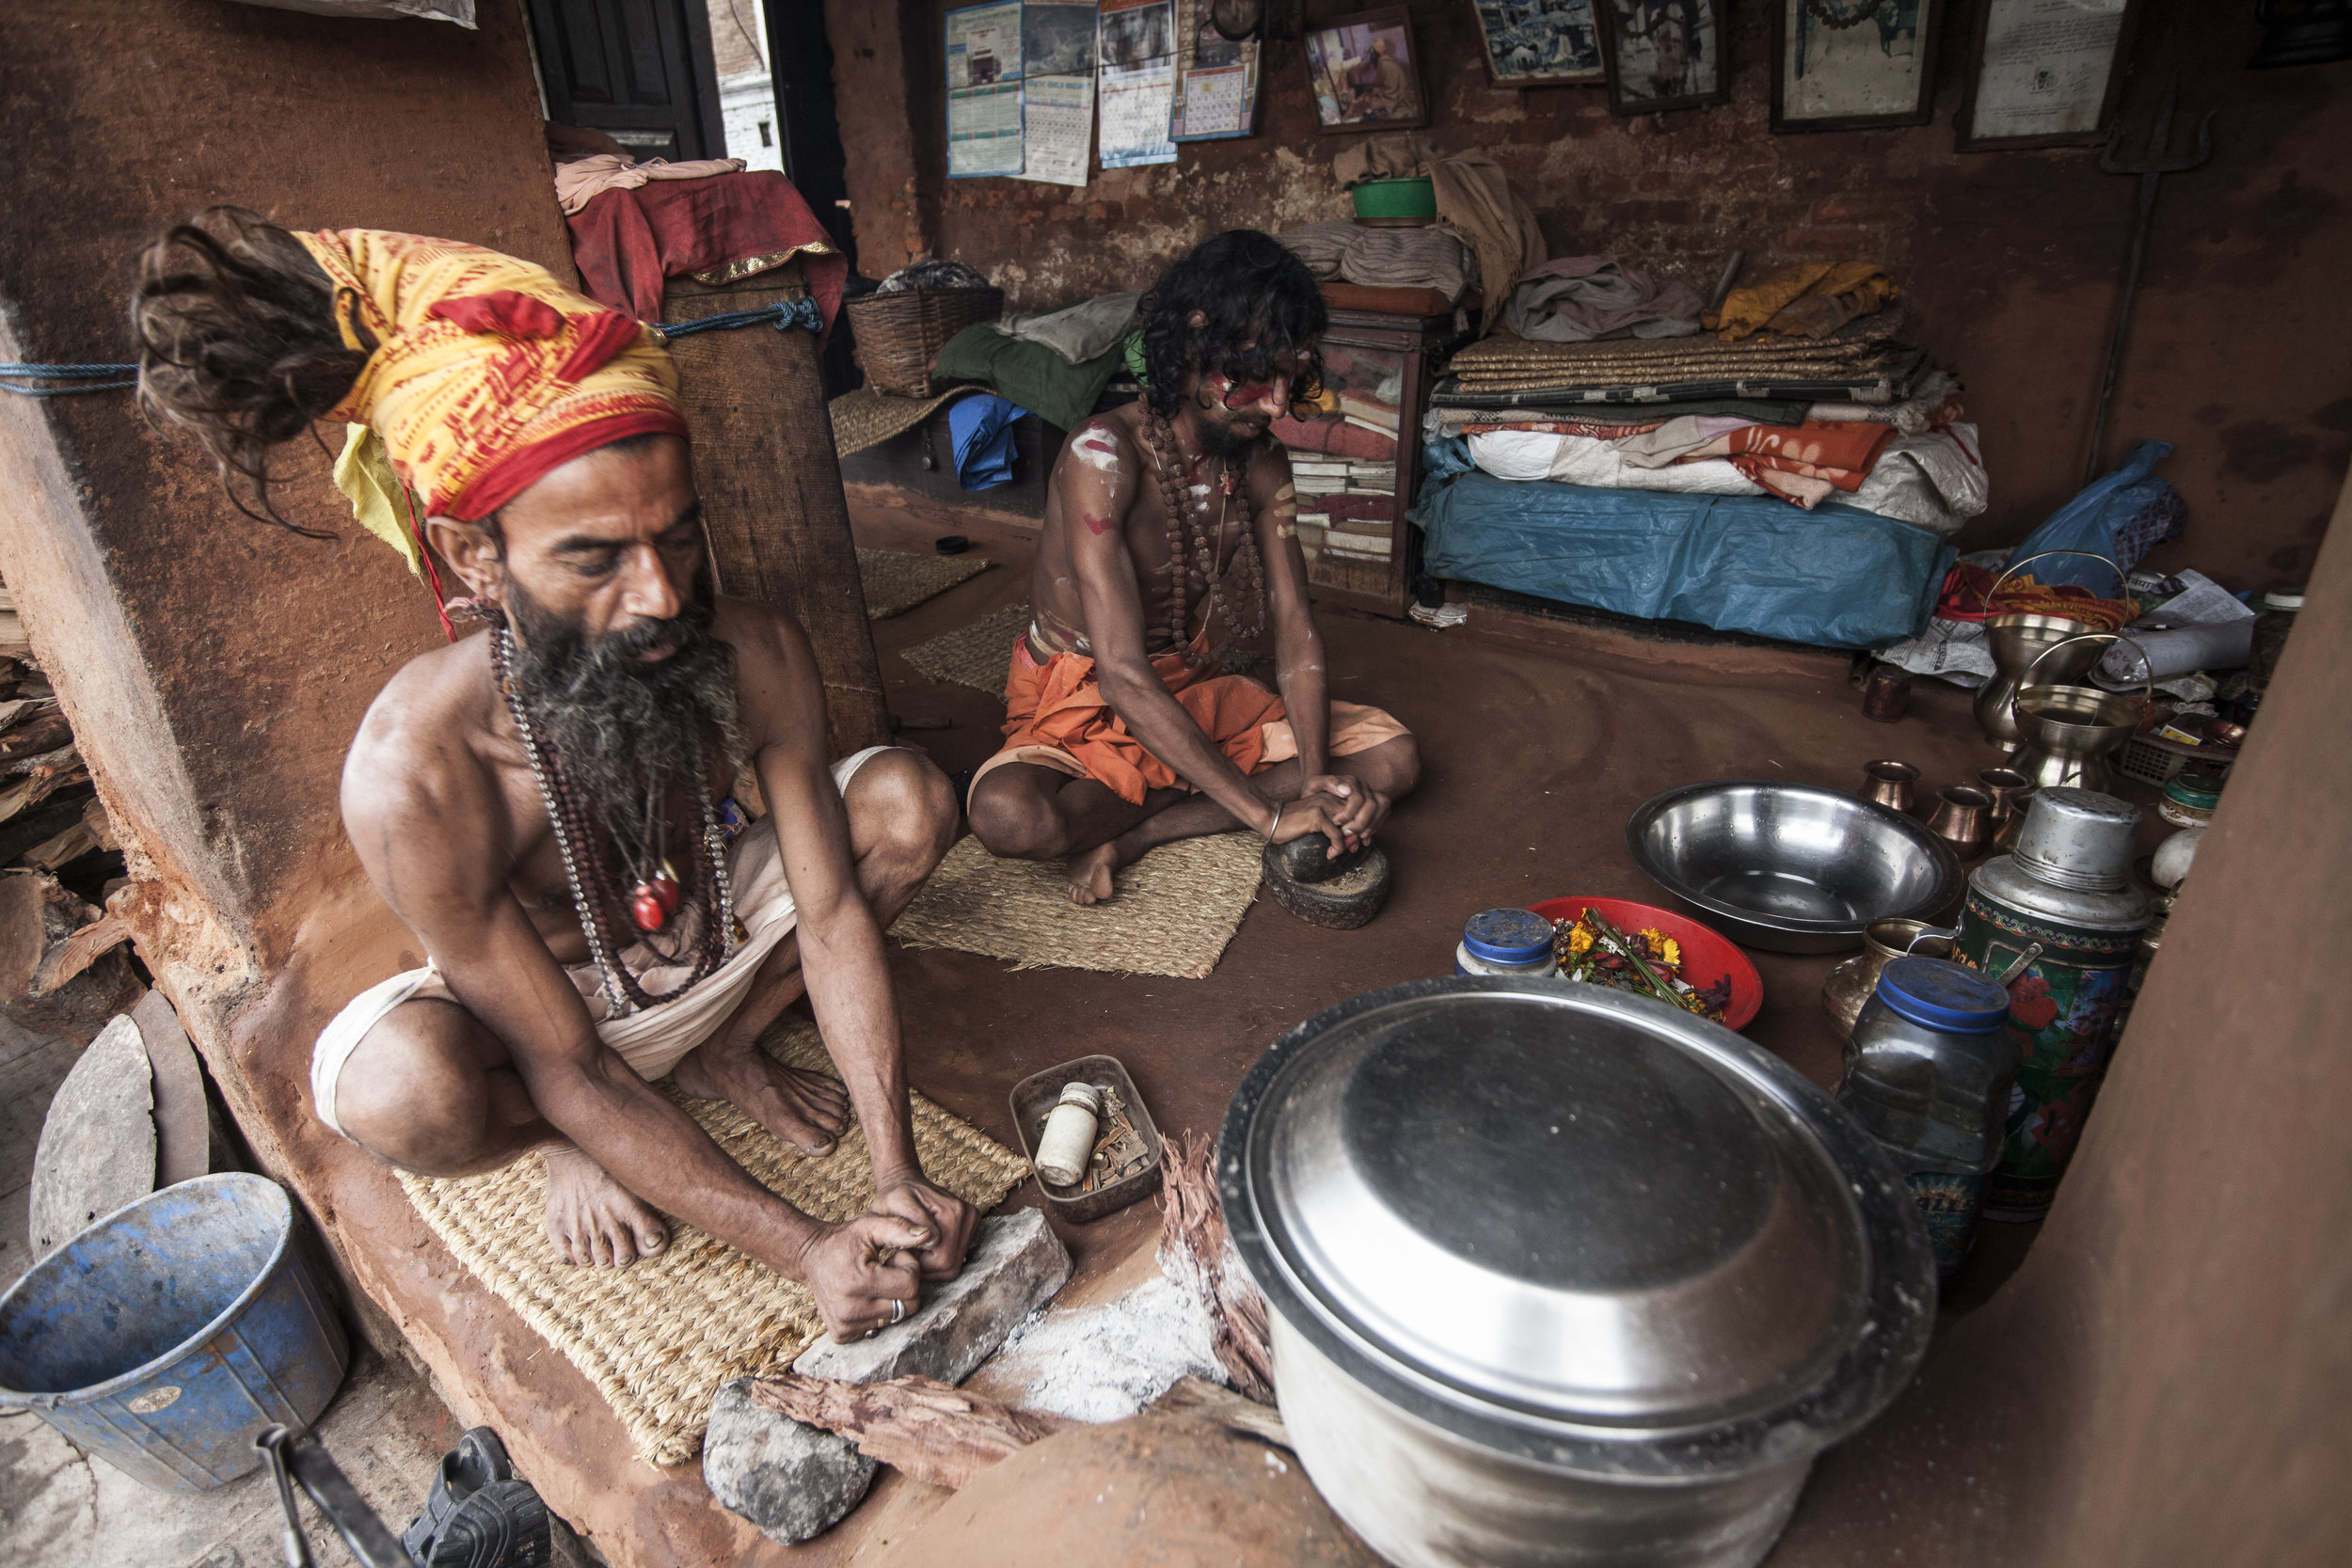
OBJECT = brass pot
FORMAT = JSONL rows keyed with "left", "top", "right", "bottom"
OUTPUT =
{"left": 1967, "top": 551, "right": 2122, "bottom": 748}
{"left": 1861, "top": 759, "right": 1919, "bottom": 814}
{"left": 1822, "top": 917, "right": 1959, "bottom": 1041}
{"left": 1924, "top": 784, "right": 1995, "bottom": 860}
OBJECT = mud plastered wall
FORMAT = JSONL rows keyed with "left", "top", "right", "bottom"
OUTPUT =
{"left": 834, "top": 0, "right": 2349, "bottom": 590}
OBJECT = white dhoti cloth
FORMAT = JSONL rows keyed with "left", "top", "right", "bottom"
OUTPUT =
{"left": 310, "top": 746, "right": 899, "bottom": 1140}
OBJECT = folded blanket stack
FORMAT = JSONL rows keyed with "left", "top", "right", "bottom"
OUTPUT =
{"left": 1420, "top": 250, "right": 1983, "bottom": 536}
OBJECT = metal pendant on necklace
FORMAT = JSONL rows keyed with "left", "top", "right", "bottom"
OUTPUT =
{"left": 629, "top": 860, "right": 684, "bottom": 933}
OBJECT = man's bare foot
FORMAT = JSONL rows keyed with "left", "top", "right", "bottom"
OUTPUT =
{"left": 672, "top": 1037, "right": 851, "bottom": 1157}
{"left": 1066, "top": 841, "right": 1129, "bottom": 906}
{"left": 542, "top": 1146, "right": 669, "bottom": 1266}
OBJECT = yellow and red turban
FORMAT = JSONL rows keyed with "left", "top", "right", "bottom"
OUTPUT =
{"left": 295, "top": 229, "right": 688, "bottom": 571}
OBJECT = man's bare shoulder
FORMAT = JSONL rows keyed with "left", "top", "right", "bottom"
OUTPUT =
{"left": 342, "top": 632, "right": 501, "bottom": 829}
{"left": 1061, "top": 408, "right": 1143, "bottom": 480}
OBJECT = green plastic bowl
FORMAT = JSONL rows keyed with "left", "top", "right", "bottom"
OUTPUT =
{"left": 1351, "top": 176, "right": 1437, "bottom": 226}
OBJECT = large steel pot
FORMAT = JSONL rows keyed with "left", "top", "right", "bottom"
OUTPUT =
{"left": 1220, "top": 978, "right": 1936, "bottom": 1568}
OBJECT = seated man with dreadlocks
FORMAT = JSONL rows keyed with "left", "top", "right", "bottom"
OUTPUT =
{"left": 135, "top": 212, "right": 971, "bottom": 1340}
{"left": 966, "top": 230, "right": 1419, "bottom": 904}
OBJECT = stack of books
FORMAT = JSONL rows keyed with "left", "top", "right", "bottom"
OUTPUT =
{"left": 1288, "top": 452, "right": 1396, "bottom": 563}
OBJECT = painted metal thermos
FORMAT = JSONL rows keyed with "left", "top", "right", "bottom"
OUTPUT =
{"left": 1836, "top": 957, "right": 2019, "bottom": 1275}
{"left": 1955, "top": 788, "right": 2151, "bottom": 1220}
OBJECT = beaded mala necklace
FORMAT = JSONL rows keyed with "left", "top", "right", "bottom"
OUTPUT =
{"left": 1140, "top": 408, "right": 1266, "bottom": 660}
{"left": 491, "top": 626, "right": 737, "bottom": 1019}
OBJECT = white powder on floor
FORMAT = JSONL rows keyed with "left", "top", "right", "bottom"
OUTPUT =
{"left": 990, "top": 1268, "right": 1227, "bottom": 1423}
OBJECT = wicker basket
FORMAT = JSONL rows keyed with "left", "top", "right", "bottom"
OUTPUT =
{"left": 847, "top": 287, "right": 1004, "bottom": 399}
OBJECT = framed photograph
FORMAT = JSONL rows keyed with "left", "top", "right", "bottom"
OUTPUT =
{"left": 1467, "top": 0, "right": 1606, "bottom": 87}
{"left": 1772, "top": 0, "right": 1941, "bottom": 133}
{"left": 1597, "top": 0, "right": 1729, "bottom": 115}
{"left": 1957, "top": 0, "right": 2146, "bottom": 152}
{"left": 1303, "top": 8, "right": 1430, "bottom": 133}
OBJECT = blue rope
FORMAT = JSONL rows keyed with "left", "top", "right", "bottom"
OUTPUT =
{"left": 652, "top": 298, "right": 822, "bottom": 340}
{"left": 1, "top": 361, "right": 138, "bottom": 396}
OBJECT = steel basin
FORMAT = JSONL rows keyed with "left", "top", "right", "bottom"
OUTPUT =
{"left": 1626, "top": 782, "right": 1964, "bottom": 954}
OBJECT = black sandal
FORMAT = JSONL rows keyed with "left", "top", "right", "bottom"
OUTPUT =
{"left": 403, "top": 1429, "right": 551, "bottom": 1568}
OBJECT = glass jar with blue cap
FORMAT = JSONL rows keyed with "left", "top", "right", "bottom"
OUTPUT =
{"left": 1835, "top": 956, "right": 2020, "bottom": 1277}
{"left": 1454, "top": 908, "right": 1560, "bottom": 979}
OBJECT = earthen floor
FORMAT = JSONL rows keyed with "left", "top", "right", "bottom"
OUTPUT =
{"left": 212, "top": 492, "right": 2168, "bottom": 1566}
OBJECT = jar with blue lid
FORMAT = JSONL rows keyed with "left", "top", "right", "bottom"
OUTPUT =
{"left": 1455, "top": 908, "right": 1559, "bottom": 978}
{"left": 1835, "top": 956, "right": 2019, "bottom": 1277}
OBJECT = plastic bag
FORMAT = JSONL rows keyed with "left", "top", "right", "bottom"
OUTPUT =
{"left": 2003, "top": 439, "right": 2184, "bottom": 591}
{"left": 227, "top": 0, "right": 475, "bottom": 22}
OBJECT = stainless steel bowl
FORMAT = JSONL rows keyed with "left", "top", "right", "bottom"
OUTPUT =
{"left": 1626, "top": 782, "right": 1964, "bottom": 954}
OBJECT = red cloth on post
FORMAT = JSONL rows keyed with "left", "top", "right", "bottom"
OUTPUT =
{"left": 565, "top": 170, "right": 846, "bottom": 348}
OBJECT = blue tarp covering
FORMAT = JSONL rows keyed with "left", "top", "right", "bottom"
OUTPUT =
{"left": 1417, "top": 467, "right": 1954, "bottom": 650}
{"left": 948, "top": 394, "right": 1031, "bottom": 490}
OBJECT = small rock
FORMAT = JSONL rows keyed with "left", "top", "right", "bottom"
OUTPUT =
{"left": 795, "top": 1208, "right": 1073, "bottom": 1386}
{"left": 704, "top": 1378, "right": 876, "bottom": 1545}
{"left": 707, "top": 1211, "right": 1073, "bottom": 1544}
{"left": 1269, "top": 832, "right": 1372, "bottom": 887}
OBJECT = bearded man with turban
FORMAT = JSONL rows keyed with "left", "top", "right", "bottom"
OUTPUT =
{"left": 134, "top": 209, "right": 968, "bottom": 1341}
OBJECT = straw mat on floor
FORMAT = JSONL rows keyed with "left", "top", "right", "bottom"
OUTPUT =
{"left": 858, "top": 547, "right": 993, "bottom": 620}
{"left": 902, "top": 600, "right": 1031, "bottom": 695}
{"left": 891, "top": 831, "right": 1263, "bottom": 980}
{"left": 397, "top": 1018, "right": 1029, "bottom": 1468}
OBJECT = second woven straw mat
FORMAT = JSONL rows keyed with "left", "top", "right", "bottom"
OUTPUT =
{"left": 398, "top": 1017, "right": 1029, "bottom": 1467}
{"left": 895, "top": 602, "right": 1267, "bottom": 981}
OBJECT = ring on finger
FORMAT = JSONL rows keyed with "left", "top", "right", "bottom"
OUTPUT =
{"left": 890, "top": 1297, "right": 907, "bottom": 1326}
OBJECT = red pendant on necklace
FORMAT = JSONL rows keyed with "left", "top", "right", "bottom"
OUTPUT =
{"left": 630, "top": 873, "right": 682, "bottom": 932}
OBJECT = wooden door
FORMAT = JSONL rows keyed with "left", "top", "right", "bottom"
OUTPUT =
{"left": 528, "top": 0, "right": 727, "bottom": 162}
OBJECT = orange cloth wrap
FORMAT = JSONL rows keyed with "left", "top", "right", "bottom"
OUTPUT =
{"left": 979, "top": 637, "right": 1410, "bottom": 807}
{"left": 295, "top": 229, "right": 688, "bottom": 520}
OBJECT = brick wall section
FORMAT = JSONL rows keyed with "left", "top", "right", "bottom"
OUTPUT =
{"left": 830, "top": 0, "right": 2352, "bottom": 589}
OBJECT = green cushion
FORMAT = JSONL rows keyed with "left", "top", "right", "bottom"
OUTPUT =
{"left": 930, "top": 325, "right": 1125, "bottom": 433}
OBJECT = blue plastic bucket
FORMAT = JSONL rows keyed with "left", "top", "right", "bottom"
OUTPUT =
{"left": 0, "top": 1172, "right": 348, "bottom": 1490}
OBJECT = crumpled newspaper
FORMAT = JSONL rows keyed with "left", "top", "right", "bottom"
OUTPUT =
{"left": 1874, "top": 617, "right": 1993, "bottom": 688}
{"left": 1409, "top": 602, "right": 1469, "bottom": 629}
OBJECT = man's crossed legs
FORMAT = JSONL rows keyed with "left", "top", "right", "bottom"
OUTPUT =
{"left": 318, "top": 749, "right": 958, "bottom": 1265}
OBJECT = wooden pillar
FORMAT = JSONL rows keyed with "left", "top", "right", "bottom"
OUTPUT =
{"left": 661, "top": 270, "right": 891, "bottom": 756}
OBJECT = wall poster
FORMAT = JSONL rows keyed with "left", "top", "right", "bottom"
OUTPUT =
{"left": 1772, "top": 0, "right": 1940, "bottom": 133}
{"left": 1098, "top": 0, "right": 1179, "bottom": 166}
{"left": 947, "top": 2, "right": 1027, "bottom": 178}
{"left": 1304, "top": 8, "right": 1430, "bottom": 133}
{"left": 1173, "top": 0, "right": 1263, "bottom": 139}
{"left": 1466, "top": 0, "right": 1606, "bottom": 87}
{"left": 1958, "top": 0, "right": 2144, "bottom": 151}
{"left": 1596, "top": 0, "right": 1730, "bottom": 116}
{"left": 1020, "top": 0, "right": 1101, "bottom": 185}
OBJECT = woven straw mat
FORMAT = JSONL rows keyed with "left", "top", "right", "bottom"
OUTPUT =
{"left": 892, "top": 831, "right": 1263, "bottom": 980}
{"left": 830, "top": 384, "right": 980, "bottom": 458}
{"left": 903, "top": 601, "right": 1031, "bottom": 695}
{"left": 858, "top": 547, "right": 992, "bottom": 620}
{"left": 397, "top": 1017, "right": 1029, "bottom": 1468}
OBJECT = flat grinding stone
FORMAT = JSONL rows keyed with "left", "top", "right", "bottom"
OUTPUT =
{"left": 796, "top": 1207, "right": 1073, "bottom": 1385}
{"left": 28, "top": 1013, "right": 154, "bottom": 1259}
{"left": 707, "top": 1209, "right": 1073, "bottom": 1543}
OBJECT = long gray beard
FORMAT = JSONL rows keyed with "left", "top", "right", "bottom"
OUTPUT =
{"left": 502, "top": 583, "right": 746, "bottom": 873}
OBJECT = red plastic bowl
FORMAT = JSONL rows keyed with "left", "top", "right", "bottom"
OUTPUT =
{"left": 1529, "top": 896, "right": 1764, "bottom": 1032}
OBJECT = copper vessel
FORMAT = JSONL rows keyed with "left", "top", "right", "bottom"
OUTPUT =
{"left": 1862, "top": 760, "right": 1919, "bottom": 814}
{"left": 1925, "top": 784, "right": 1995, "bottom": 859}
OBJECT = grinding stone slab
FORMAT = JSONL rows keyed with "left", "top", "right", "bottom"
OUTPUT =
{"left": 28, "top": 1013, "right": 154, "bottom": 1259}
